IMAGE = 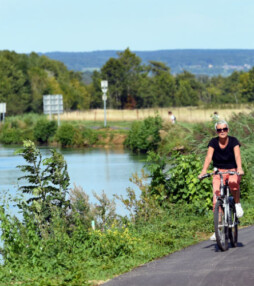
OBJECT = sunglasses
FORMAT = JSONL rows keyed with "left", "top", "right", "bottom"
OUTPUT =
{"left": 217, "top": 127, "right": 228, "bottom": 133}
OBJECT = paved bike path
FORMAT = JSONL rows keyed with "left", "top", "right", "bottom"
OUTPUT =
{"left": 103, "top": 226, "right": 254, "bottom": 286}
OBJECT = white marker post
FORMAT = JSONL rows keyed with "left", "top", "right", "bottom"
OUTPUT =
{"left": 0, "top": 103, "right": 6, "bottom": 122}
{"left": 101, "top": 80, "right": 108, "bottom": 127}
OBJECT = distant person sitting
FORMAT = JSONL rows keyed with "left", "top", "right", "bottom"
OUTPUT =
{"left": 168, "top": 111, "right": 176, "bottom": 124}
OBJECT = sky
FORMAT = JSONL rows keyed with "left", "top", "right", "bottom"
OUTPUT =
{"left": 1, "top": 0, "right": 254, "bottom": 53}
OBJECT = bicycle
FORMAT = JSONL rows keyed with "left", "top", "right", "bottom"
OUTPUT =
{"left": 200, "top": 169, "right": 240, "bottom": 251}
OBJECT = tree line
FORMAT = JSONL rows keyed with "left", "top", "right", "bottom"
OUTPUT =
{"left": 0, "top": 50, "right": 91, "bottom": 115}
{"left": 1, "top": 49, "right": 254, "bottom": 115}
{"left": 91, "top": 48, "right": 254, "bottom": 108}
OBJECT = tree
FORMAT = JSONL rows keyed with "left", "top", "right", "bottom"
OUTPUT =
{"left": 147, "top": 61, "right": 176, "bottom": 107}
{"left": 117, "top": 48, "right": 143, "bottom": 108}
{"left": 175, "top": 71, "right": 201, "bottom": 106}
{"left": 0, "top": 51, "right": 30, "bottom": 114}
{"left": 240, "top": 67, "right": 254, "bottom": 102}
{"left": 90, "top": 70, "right": 103, "bottom": 108}
{"left": 99, "top": 48, "right": 143, "bottom": 108}
{"left": 101, "top": 58, "right": 124, "bottom": 108}
{"left": 221, "top": 71, "right": 241, "bottom": 103}
{"left": 175, "top": 80, "right": 198, "bottom": 106}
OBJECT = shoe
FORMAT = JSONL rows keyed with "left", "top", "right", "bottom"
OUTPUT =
{"left": 235, "top": 203, "right": 244, "bottom": 218}
{"left": 210, "top": 233, "right": 216, "bottom": 241}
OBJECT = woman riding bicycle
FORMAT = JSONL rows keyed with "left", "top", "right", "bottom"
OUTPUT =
{"left": 198, "top": 120, "right": 244, "bottom": 240}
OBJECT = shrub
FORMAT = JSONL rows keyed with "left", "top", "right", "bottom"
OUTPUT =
{"left": 82, "top": 128, "right": 98, "bottom": 145}
{"left": 158, "top": 122, "right": 192, "bottom": 155}
{"left": 70, "top": 185, "right": 117, "bottom": 230}
{"left": 22, "top": 113, "right": 43, "bottom": 127}
{"left": 33, "top": 119, "right": 57, "bottom": 143}
{"left": 0, "top": 125, "right": 23, "bottom": 144}
{"left": 56, "top": 123, "right": 76, "bottom": 146}
{"left": 124, "top": 115, "right": 163, "bottom": 153}
{"left": 146, "top": 152, "right": 213, "bottom": 213}
{"left": 88, "top": 227, "right": 139, "bottom": 259}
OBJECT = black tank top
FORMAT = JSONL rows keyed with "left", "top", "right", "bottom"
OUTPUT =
{"left": 208, "top": 136, "right": 241, "bottom": 169}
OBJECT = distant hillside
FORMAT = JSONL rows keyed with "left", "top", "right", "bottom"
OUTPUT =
{"left": 43, "top": 49, "right": 254, "bottom": 76}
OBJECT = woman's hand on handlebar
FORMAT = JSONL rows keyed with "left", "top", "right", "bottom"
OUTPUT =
{"left": 237, "top": 168, "right": 244, "bottom": 176}
{"left": 198, "top": 170, "right": 207, "bottom": 179}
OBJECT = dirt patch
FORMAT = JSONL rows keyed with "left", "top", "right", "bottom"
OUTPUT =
{"left": 97, "top": 134, "right": 127, "bottom": 146}
{"left": 111, "top": 134, "right": 127, "bottom": 145}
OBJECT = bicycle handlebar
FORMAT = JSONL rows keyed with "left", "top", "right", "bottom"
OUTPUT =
{"left": 199, "top": 170, "right": 239, "bottom": 180}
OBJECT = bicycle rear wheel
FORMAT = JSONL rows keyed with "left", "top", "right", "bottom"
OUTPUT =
{"left": 214, "top": 200, "right": 228, "bottom": 251}
{"left": 228, "top": 202, "right": 238, "bottom": 247}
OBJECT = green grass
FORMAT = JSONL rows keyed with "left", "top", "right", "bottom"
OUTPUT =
{"left": 1, "top": 199, "right": 254, "bottom": 285}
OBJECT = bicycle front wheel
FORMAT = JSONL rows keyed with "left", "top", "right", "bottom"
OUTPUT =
{"left": 214, "top": 200, "right": 228, "bottom": 251}
{"left": 228, "top": 202, "right": 238, "bottom": 247}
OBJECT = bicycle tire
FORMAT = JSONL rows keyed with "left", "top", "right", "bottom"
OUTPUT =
{"left": 214, "top": 200, "right": 229, "bottom": 251}
{"left": 228, "top": 201, "right": 238, "bottom": 247}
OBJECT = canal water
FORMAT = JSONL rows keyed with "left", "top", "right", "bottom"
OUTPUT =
{"left": 0, "top": 145, "right": 147, "bottom": 216}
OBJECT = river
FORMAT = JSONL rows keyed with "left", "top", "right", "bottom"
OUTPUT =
{"left": 0, "top": 145, "right": 147, "bottom": 216}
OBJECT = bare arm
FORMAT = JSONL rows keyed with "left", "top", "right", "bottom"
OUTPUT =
{"left": 198, "top": 147, "right": 214, "bottom": 178}
{"left": 234, "top": 145, "right": 244, "bottom": 175}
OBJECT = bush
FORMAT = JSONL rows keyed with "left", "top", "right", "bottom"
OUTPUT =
{"left": 56, "top": 123, "right": 76, "bottom": 146}
{"left": 70, "top": 126, "right": 99, "bottom": 147}
{"left": 22, "top": 113, "right": 43, "bottom": 127}
{"left": 146, "top": 152, "right": 213, "bottom": 213}
{"left": 82, "top": 128, "right": 98, "bottom": 145}
{"left": 124, "top": 115, "right": 163, "bottom": 153}
{"left": 0, "top": 125, "right": 23, "bottom": 144}
{"left": 33, "top": 119, "right": 57, "bottom": 143}
{"left": 158, "top": 122, "right": 192, "bottom": 155}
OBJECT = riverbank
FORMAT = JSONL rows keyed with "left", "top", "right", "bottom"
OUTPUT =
{"left": 0, "top": 114, "right": 130, "bottom": 148}
{"left": 1, "top": 107, "right": 253, "bottom": 149}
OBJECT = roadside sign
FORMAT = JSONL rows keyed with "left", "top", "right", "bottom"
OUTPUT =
{"left": 43, "top": 94, "right": 63, "bottom": 115}
{"left": 0, "top": 103, "right": 6, "bottom": 113}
